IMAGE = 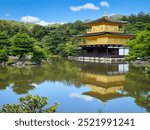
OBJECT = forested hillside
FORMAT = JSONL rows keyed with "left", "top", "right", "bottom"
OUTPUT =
{"left": 0, "top": 20, "right": 87, "bottom": 65}
{"left": 120, "top": 12, "right": 150, "bottom": 34}
{"left": 0, "top": 12, "right": 150, "bottom": 65}
{"left": 119, "top": 12, "right": 150, "bottom": 61}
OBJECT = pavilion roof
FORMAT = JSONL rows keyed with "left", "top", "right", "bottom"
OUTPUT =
{"left": 84, "top": 16, "right": 128, "bottom": 25}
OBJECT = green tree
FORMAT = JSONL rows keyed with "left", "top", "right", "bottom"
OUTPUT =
{"left": 0, "top": 94, "right": 58, "bottom": 113}
{"left": 145, "top": 23, "right": 150, "bottom": 31}
{"left": 19, "top": 25, "right": 31, "bottom": 35}
{"left": 126, "top": 24, "right": 150, "bottom": 61}
{"left": 58, "top": 41, "right": 78, "bottom": 57}
{"left": 31, "top": 25, "right": 46, "bottom": 41}
{"left": 64, "top": 42, "right": 78, "bottom": 57}
{"left": 121, "top": 12, "right": 150, "bottom": 34}
{"left": 42, "top": 29, "right": 64, "bottom": 54}
{"left": 0, "top": 50, "right": 8, "bottom": 63}
{"left": 41, "top": 35, "right": 60, "bottom": 54}
{"left": 11, "top": 33, "right": 35, "bottom": 59}
{"left": 0, "top": 19, "right": 87, "bottom": 58}
{"left": 0, "top": 32, "right": 10, "bottom": 63}
{"left": 0, "top": 31, "right": 10, "bottom": 49}
{"left": 32, "top": 45, "right": 47, "bottom": 64}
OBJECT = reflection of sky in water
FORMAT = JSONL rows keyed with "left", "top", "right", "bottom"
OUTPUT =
{"left": 0, "top": 86, "right": 24, "bottom": 106}
{"left": 0, "top": 81, "right": 147, "bottom": 113}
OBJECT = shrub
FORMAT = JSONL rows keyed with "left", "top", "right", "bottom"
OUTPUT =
{"left": 0, "top": 94, "right": 58, "bottom": 113}
{"left": 32, "top": 45, "right": 47, "bottom": 64}
{"left": 0, "top": 49, "right": 8, "bottom": 63}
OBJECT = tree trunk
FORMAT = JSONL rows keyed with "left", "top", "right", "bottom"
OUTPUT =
{"left": 19, "top": 53, "right": 24, "bottom": 60}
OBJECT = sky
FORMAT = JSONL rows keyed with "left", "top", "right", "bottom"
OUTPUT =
{"left": 0, "top": 0, "right": 150, "bottom": 26}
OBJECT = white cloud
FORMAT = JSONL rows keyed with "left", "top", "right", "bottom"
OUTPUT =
{"left": 38, "top": 21, "right": 65, "bottom": 26}
{"left": 37, "top": 20, "right": 50, "bottom": 26}
{"left": 31, "top": 83, "right": 38, "bottom": 87}
{"left": 100, "top": 1, "right": 110, "bottom": 8}
{"left": 70, "top": 93, "right": 93, "bottom": 101}
{"left": 52, "top": 22, "right": 66, "bottom": 25}
{"left": 70, "top": 3, "right": 100, "bottom": 12}
{"left": 21, "top": 16, "right": 65, "bottom": 26}
{"left": 21, "top": 16, "right": 40, "bottom": 23}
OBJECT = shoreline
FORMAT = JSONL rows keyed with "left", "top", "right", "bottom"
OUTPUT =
{"left": 68, "top": 56, "right": 150, "bottom": 66}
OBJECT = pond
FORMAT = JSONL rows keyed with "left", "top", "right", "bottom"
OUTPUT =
{"left": 0, "top": 58, "right": 150, "bottom": 113}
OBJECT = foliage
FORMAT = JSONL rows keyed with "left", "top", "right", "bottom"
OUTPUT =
{"left": 145, "top": 23, "right": 150, "bottom": 31}
{"left": 0, "top": 94, "right": 58, "bottom": 113}
{"left": 31, "top": 25, "right": 47, "bottom": 41}
{"left": 39, "top": 21, "right": 86, "bottom": 56}
{"left": 19, "top": 25, "right": 32, "bottom": 35}
{"left": 0, "top": 31, "right": 10, "bottom": 49}
{"left": 41, "top": 29, "right": 64, "bottom": 54}
{"left": 121, "top": 12, "right": 150, "bottom": 61}
{"left": 1, "top": 12, "right": 150, "bottom": 60}
{"left": 0, "top": 32, "right": 10, "bottom": 62}
{"left": 120, "top": 12, "right": 150, "bottom": 34}
{"left": 32, "top": 45, "right": 47, "bottom": 64}
{"left": 126, "top": 25, "right": 150, "bottom": 61}
{"left": 0, "top": 19, "right": 86, "bottom": 59}
{"left": 0, "top": 20, "right": 34, "bottom": 36}
{"left": 0, "top": 49, "right": 8, "bottom": 62}
{"left": 125, "top": 65, "right": 150, "bottom": 112}
{"left": 58, "top": 41, "right": 78, "bottom": 57}
{"left": 11, "top": 33, "right": 35, "bottom": 59}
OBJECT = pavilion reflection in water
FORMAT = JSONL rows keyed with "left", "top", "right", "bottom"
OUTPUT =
{"left": 78, "top": 63, "right": 128, "bottom": 103}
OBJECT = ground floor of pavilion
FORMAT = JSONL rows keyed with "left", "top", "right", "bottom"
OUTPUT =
{"left": 78, "top": 44, "right": 129, "bottom": 58}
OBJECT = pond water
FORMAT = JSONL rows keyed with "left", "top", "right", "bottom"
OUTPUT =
{"left": 0, "top": 59, "right": 150, "bottom": 113}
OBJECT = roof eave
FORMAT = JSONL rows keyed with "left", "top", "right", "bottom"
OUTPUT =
{"left": 77, "top": 32, "right": 135, "bottom": 38}
{"left": 84, "top": 21, "right": 128, "bottom": 25}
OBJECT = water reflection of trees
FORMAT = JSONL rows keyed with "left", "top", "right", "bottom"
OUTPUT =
{"left": 0, "top": 59, "right": 82, "bottom": 94}
{"left": 124, "top": 65, "right": 150, "bottom": 112}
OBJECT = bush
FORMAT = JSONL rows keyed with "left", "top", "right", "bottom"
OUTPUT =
{"left": 0, "top": 31, "right": 10, "bottom": 49}
{"left": 57, "top": 41, "right": 78, "bottom": 57}
{"left": 32, "top": 45, "right": 47, "bottom": 64}
{"left": 0, "top": 94, "right": 58, "bottom": 113}
{"left": 126, "top": 28, "right": 150, "bottom": 61}
{"left": 0, "top": 49, "right": 8, "bottom": 63}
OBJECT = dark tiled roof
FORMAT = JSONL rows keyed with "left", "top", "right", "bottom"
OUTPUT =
{"left": 84, "top": 16, "right": 128, "bottom": 25}
{"left": 78, "top": 31, "right": 134, "bottom": 37}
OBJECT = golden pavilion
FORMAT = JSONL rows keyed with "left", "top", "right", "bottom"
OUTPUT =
{"left": 78, "top": 16, "right": 134, "bottom": 60}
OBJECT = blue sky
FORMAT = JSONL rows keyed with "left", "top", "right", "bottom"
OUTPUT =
{"left": 0, "top": 0, "right": 150, "bottom": 25}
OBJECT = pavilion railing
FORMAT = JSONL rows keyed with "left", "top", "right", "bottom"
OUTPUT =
{"left": 78, "top": 53, "right": 125, "bottom": 58}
